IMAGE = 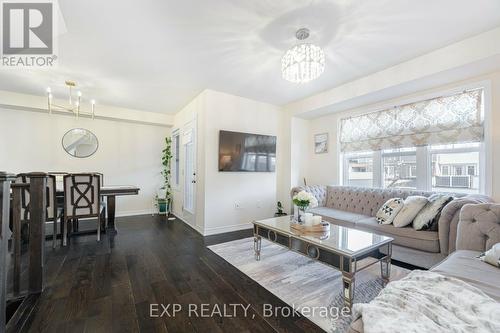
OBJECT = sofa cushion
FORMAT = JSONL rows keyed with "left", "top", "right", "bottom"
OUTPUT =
{"left": 357, "top": 217, "right": 440, "bottom": 253}
{"left": 432, "top": 250, "right": 500, "bottom": 302}
{"left": 375, "top": 198, "right": 404, "bottom": 225}
{"left": 479, "top": 243, "right": 500, "bottom": 268}
{"left": 413, "top": 194, "right": 453, "bottom": 231}
{"left": 308, "top": 207, "right": 368, "bottom": 228}
{"left": 393, "top": 196, "right": 428, "bottom": 227}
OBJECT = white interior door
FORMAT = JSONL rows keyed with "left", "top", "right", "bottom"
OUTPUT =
{"left": 183, "top": 122, "right": 196, "bottom": 225}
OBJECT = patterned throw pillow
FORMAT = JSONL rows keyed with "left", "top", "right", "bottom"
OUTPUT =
{"left": 413, "top": 194, "right": 454, "bottom": 231}
{"left": 376, "top": 198, "right": 404, "bottom": 225}
{"left": 393, "top": 196, "right": 429, "bottom": 228}
{"left": 479, "top": 243, "right": 500, "bottom": 268}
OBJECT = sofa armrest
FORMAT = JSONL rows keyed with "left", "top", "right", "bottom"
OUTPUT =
{"left": 438, "top": 195, "right": 492, "bottom": 255}
{"left": 290, "top": 185, "right": 327, "bottom": 207}
{"left": 456, "top": 203, "right": 500, "bottom": 252}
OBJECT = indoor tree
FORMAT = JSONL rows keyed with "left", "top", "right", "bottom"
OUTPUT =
{"left": 158, "top": 137, "right": 172, "bottom": 214}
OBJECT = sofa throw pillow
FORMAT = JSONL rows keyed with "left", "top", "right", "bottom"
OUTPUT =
{"left": 479, "top": 243, "right": 500, "bottom": 268}
{"left": 413, "top": 194, "right": 454, "bottom": 231}
{"left": 393, "top": 196, "right": 428, "bottom": 228}
{"left": 376, "top": 198, "right": 404, "bottom": 225}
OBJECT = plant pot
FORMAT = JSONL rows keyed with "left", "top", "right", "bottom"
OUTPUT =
{"left": 157, "top": 199, "right": 168, "bottom": 215}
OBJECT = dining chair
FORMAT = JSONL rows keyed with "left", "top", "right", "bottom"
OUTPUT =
{"left": 15, "top": 174, "right": 59, "bottom": 248}
{"left": 62, "top": 173, "right": 105, "bottom": 245}
{"left": 91, "top": 172, "right": 107, "bottom": 226}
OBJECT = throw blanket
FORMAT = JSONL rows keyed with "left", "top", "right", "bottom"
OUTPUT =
{"left": 352, "top": 270, "right": 500, "bottom": 333}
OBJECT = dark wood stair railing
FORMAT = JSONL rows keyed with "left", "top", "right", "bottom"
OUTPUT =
{"left": 0, "top": 172, "right": 16, "bottom": 332}
{"left": 0, "top": 172, "right": 47, "bottom": 333}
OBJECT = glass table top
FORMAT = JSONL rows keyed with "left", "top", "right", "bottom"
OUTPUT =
{"left": 253, "top": 215, "right": 393, "bottom": 256}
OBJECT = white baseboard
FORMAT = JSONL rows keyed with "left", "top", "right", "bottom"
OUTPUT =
{"left": 174, "top": 214, "right": 205, "bottom": 235}
{"left": 115, "top": 209, "right": 154, "bottom": 217}
{"left": 111, "top": 211, "right": 252, "bottom": 237}
{"left": 203, "top": 222, "right": 253, "bottom": 236}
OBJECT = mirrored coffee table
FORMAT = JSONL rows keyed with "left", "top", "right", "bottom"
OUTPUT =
{"left": 253, "top": 216, "right": 393, "bottom": 310}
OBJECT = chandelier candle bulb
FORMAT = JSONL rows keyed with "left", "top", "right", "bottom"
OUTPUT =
{"left": 47, "top": 81, "right": 96, "bottom": 119}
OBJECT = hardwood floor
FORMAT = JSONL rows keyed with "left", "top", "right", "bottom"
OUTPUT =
{"left": 24, "top": 215, "right": 325, "bottom": 333}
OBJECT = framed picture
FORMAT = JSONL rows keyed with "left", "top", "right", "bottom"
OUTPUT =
{"left": 314, "top": 133, "right": 328, "bottom": 154}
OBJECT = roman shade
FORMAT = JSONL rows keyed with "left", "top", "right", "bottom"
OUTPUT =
{"left": 339, "top": 89, "right": 483, "bottom": 152}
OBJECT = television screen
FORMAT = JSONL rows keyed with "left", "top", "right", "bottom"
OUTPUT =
{"left": 219, "top": 130, "right": 276, "bottom": 172}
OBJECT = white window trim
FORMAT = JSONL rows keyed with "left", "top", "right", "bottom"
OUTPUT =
{"left": 339, "top": 80, "right": 491, "bottom": 196}
{"left": 171, "top": 128, "right": 181, "bottom": 191}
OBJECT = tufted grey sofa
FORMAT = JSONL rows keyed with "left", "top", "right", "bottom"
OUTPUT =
{"left": 349, "top": 203, "right": 500, "bottom": 333}
{"left": 291, "top": 185, "right": 492, "bottom": 268}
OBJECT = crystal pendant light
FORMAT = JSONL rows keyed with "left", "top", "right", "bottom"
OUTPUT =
{"left": 282, "top": 28, "right": 325, "bottom": 83}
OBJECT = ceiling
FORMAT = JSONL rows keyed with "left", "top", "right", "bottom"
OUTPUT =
{"left": 1, "top": 0, "right": 500, "bottom": 114}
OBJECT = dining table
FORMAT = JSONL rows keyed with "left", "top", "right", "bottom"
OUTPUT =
{"left": 56, "top": 184, "right": 140, "bottom": 232}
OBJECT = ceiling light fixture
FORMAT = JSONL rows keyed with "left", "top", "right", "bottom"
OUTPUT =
{"left": 281, "top": 28, "right": 325, "bottom": 83}
{"left": 46, "top": 80, "right": 96, "bottom": 119}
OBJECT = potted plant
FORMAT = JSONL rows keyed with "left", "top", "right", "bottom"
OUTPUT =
{"left": 156, "top": 137, "right": 172, "bottom": 215}
{"left": 274, "top": 201, "right": 287, "bottom": 217}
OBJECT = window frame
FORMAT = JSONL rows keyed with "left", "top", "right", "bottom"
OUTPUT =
{"left": 342, "top": 144, "right": 484, "bottom": 194}
{"left": 171, "top": 129, "right": 181, "bottom": 190}
{"left": 340, "top": 81, "right": 491, "bottom": 195}
{"left": 428, "top": 143, "right": 484, "bottom": 194}
{"left": 342, "top": 151, "right": 376, "bottom": 188}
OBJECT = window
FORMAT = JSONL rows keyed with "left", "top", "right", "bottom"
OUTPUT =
{"left": 467, "top": 165, "right": 476, "bottom": 176}
{"left": 172, "top": 131, "right": 180, "bottom": 188}
{"left": 382, "top": 148, "right": 417, "bottom": 189}
{"left": 340, "top": 87, "right": 486, "bottom": 194}
{"left": 344, "top": 152, "right": 374, "bottom": 187}
{"left": 430, "top": 143, "right": 481, "bottom": 194}
{"left": 343, "top": 143, "right": 483, "bottom": 194}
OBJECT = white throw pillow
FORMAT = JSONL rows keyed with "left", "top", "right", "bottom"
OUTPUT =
{"left": 393, "top": 196, "right": 428, "bottom": 228}
{"left": 479, "top": 243, "right": 500, "bottom": 268}
{"left": 376, "top": 198, "right": 404, "bottom": 225}
{"left": 413, "top": 194, "right": 453, "bottom": 230}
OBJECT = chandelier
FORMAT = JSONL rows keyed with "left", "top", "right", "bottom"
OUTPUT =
{"left": 46, "top": 81, "right": 96, "bottom": 119}
{"left": 281, "top": 28, "right": 325, "bottom": 83}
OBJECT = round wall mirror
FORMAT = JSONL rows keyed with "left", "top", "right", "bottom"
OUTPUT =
{"left": 62, "top": 128, "right": 99, "bottom": 158}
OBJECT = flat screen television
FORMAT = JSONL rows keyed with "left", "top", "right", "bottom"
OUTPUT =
{"left": 218, "top": 130, "right": 276, "bottom": 172}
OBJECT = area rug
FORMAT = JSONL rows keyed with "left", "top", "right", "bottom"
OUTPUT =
{"left": 208, "top": 237, "right": 410, "bottom": 333}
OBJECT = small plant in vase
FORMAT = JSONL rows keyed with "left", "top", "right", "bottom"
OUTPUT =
{"left": 274, "top": 201, "right": 287, "bottom": 217}
{"left": 292, "top": 191, "right": 318, "bottom": 223}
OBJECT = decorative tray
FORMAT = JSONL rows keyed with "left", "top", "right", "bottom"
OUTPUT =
{"left": 290, "top": 221, "right": 330, "bottom": 233}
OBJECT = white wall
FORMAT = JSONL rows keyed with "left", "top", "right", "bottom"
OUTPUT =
{"left": 202, "top": 90, "right": 284, "bottom": 235}
{"left": 0, "top": 107, "right": 170, "bottom": 216}
{"left": 171, "top": 90, "right": 287, "bottom": 235}
{"left": 290, "top": 117, "right": 310, "bottom": 188}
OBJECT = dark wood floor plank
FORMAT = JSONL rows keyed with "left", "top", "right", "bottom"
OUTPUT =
{"left": 111, "top": 282, "right": 140, "bottom": 333}
{"left": 84, "top": 295, "right": 112, "bottom": 333}
{"left": 25, "top": 215, "right": 327, "bottom": 333}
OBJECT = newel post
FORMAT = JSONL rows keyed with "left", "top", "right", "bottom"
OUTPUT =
{"left": 0, "top": 172, "right": 15, "bottom": 330}
{"left": 27, "top": 172, "right": 47, "bottom": 294}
